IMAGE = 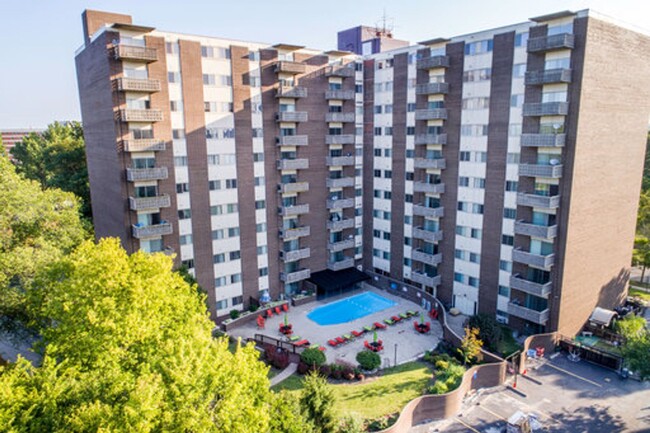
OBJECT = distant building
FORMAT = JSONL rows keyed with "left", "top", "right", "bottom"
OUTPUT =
{"left": 1, "top": 129, "right": 43, "bottom": 157}
{"left": 337, "top": 25, "right": 409, "bottom": 55}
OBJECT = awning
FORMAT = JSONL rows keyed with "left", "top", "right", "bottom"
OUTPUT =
{"left": 589, "top": 307, "right": 617, "bottom": 326}
{"left": 308, "top": 268, "right": 369, "bottom": 293}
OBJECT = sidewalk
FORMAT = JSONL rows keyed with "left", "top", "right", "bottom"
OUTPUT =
{"left": 270, "top": 362, "right": 298, "bottom": 386}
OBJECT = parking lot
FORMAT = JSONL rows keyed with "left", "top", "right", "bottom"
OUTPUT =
{"left": 414, "top": 352, "right": 650, "bottom": 432}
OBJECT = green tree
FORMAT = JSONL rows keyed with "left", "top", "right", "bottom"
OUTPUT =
{"left": 615, "top": 315, "right": 650, "bottom": 379}
{"left": 615, "top": 315, "right": 647, "bottom": 339}
{"left": 458, "top": 327, "right": 483, "bottom": 366}
{"left": 11, "top": 122, "right": 91, "bottom": 220}
{"left": 337, "top": 414, "right": 364, "bottom": 433}
{"left": 468, "top": 313, "right": 503, "bottom": 352}
{"left": 0, "top": 238, "right": 278, "bottom": 432}
{"left": 632, "top": 235, "right": 650, "bottom": 283}
{"left": 300, "top": 371, "right": 337, "bottom": 433}
{"left": 269, "top": 391, "right": 314, "bottom": 433}
{"left": 0, "top": 154, "right": 87, "bottom": 336}
{"left": 300, "top": 347, "right": 326, "bottom": 369}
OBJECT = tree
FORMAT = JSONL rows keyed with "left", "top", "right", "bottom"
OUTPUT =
{"left": 468, "top": 314, "right": 503, "bottom": 352}
{"left": 300, "top": 347, "right": 326, "bottom": 369}
{"left": 300, "top": 371, "right": 337, "bottom": 433}
{"left": 615, "top": 315, "right": 647, "bottom": 340}
{"left": 632, "top": 235, "right": 650, "bottom": 283}
{"left": 458, "top": 327, "right": 483, "bottom": 366}
{"left": 356, "top": 350, "right": 381, "bottom": 370}
{"left": 11, "top": 121, "right": 91, "bottom": 220}
{"left": 0, "top": 238, "right": 281, "bottom": 432}
{"left": 0, "top": 154, "right": 88, "bottom": 336}
{"left": 269, "top": 391, "right": 314, "bottom": 433}
{"left": 615, "top": 315, "right": 650, "bottom": 379}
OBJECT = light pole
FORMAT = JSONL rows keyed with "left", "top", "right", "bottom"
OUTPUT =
{"left": 394, "top": 343, "right": 397, "bottom": 366}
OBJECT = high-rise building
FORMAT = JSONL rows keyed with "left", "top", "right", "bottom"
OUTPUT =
{"left": 76, "top": 9, "right": 650, "bottom": 336}
{"left": 1, "top": 128, "right": 44, "bottom": 157}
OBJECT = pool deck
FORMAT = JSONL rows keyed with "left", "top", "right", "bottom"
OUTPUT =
{"left": 228, "top": 286, "right": 443, "bottom": 366}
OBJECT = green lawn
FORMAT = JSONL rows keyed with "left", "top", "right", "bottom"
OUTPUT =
{"left": 272, "top": 361, "right": 433, "bottom": 419}
{"left": 629, "top": 286, "right": 650, "bottom": 302}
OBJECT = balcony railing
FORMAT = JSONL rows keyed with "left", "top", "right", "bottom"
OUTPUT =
{"left": 512, "top": 248, "right": 555, "bottom": 269}
{"left": 524, "top": 68, "right": 572, "bottom": 85}
{"left": 278, "top": 181, "right": 309, "bottom": 194}
{"left": 415, "top": 82, "right": 449, "bottom": 95}
{"left": 520, "top": 134, "right": 566, "bottom": 148}
{"left": 132, "top": 222, "right": 172, "bottom": 239}
{"left": 276, "top": 86, "right": 308, "bottom": 98}
{"left": 123, "top": 139, "right": 166, "bottom": 152}
{"left": 280, "top": 268, "right": 311, "bottom": 283}
{"left": 411, "top": 271, "right": 441, "bottom": 287}
{"left": 325, "top": 66, "right": 356, "bottom": 77}
{"left": 326, "top": 134, "right": 355, "bottom": 145}
{"left": 415, "top": 108, "right": 448, "bottom": 121}
{"left": 280, "top": 226, "right": 311, "bottom": 240}
{"left": 280, "top": 247, "right": 311, "bottom": 262}
{"left": 276, "top": 111, "right": 308, "bottom": 122}
{"left": 413, "top": 204, "right": 444, "bottom": 218}
{"left": 275, "top": 61, "right": 306, "bottom": 74}
{"left": 119, "top": 109, "right": 163, "bottom": 122}
{"left": 412, "top": 250, "right": 443, "bottom": 266}
{"left": 527, "top": 33, "right": 575, "bottom": 53}
{"left": 414, "top": 158, "right": 446, "bottom": 169}
{"left": 516, "top": 193, "right": 560, "bottom": 209}
{"left": 129, "top": 194, "right": 171, "bottom": 211}
{"left": 522, "top": 102, "right": 569, "bottom": 117}
{"left": 507, "top": 302, "right": 550, "bottom": 324}
{"left": 414, "top": 134, "right": 447, "bottom": 145}
{"left": 416, "top": 55, "right": 450, "bottom": 69}
{"left": 325, "top": 90, "right": 355, "bottom": 100}
{"left": 326, "top": 177, "right": 355, "bottom": 188}
{"left": 115, "top": 77, "right": 161, "bottom": 93}
{"left": 412, "top": 227, "right": 443, "bottom": 243}
{"left": 514, "top": 221, "right": 558, "bottom": 239}
{"left": 327, "top": 218, "right": 355, "bottom": 231}
{"left": 277, "top": 158, "right": 309, "bottom": 170}
{"left": 413, "top": 182, "right": 445, "bottom": 194}
{"left": 278, "top": 203, "right": 310, "bottom": 216}
{"left": 327, "top": 257, "right": 355, "bottom": 271}
{"left": 519, "top": 163, "right": 563, "bottom": 178}
{"left": 126, "top": 167, "right": 168, "bottom": 181}
{"left": 510, "top": 274, "right": 552, "bottom": 298}
{"left": 326, "top": 155, "right": 355, "bottom": 166}
{"left": 326, "top": 112, "right": 356, "bottom": 122}
{"left": 327, "top": 197, "right": 355, "bottom": 209}
{"left": 277, "top": 135, "right": 309, "bottom": 146}
{"left": 113, "top": 44, "right": 158, "bottom": 62}
{"left": 328, "top": 238, "right": 355, "bottom": 252}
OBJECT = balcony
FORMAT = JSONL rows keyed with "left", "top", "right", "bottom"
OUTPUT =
{"left": 278, "top": 203, "right": 310, "bottom": 216}
{"left": 414, "top": 158, "right": 446, "bottom": 170}
{"left": 413, "top": 204, "right": 444, "bottom": 218}
{"left": 326, "top": 177, "right": 355, "bottom": 188}
{"left": 412, "top": 250, "right": 443, "bottom": 266}
{"left": 524, "top": 68, "right": 572, "bottom": 85}
{"left": 514, "top": 221, "right": 558, "bottom": 239}
{"left": 327, "top": 257, "right": 355, "bottom": 271}
{"left": 277, "top": 135, "right": 309, "bottom": 146}
{"left": 280, "top": 247, "right": 311, "bottom": 262}
{"left": 516, "top": 193, "right": 560, "bottom": 209}
{"left": 325, "top": 66, "right": 355, "bottom": 78}
{"left": 412, "top": 227, "right": 443, "bottom": 243}
{"left": 414, "top": 134, "right": 447, "bottom": 145}
{"left": 276, "top": 86, "right": 308, "bottom": 98}
{"left": 417, "top": 55, "right": 450, "bottom": 69}
{"left": 119, "top": 109, "right": 163, "bottom": 122}
{"left": 327, "top": 218, "right": 355, "bottom": 231}
{"left": 413, "top": 182, "right": 445, "bottom": 194}
{"left": 519, "top": 163, "right": 563, "bottom": 178}
{"left": 129, "top": 194, "right": 171, "bottom": 211}
{"left": 415, "top": 109, "right": 448, "bottom": 121}
{"left": 115, "top": 77, "right": 161, "bottom": 93}
{"left": 280, "top": 226, "right": 311, "bottom": 240}
{"left": 328, "top": 238, "right": 355, "bottom": 252}
{"left": 327, "top": 197, "right": 355, "bottom": 209}
{"left": 123, "top": 139, "right": 166, "bottom": 152}
{"left": 520, "top": 134, "right": 566, "bottom": 148}
{"left": 278, "top": 182, "right": 309, "bottom": 194}
{"left": 507, "top": 302, "right": 550, "bottom": 325}
{"left": 325, "top": 90, "right": 356, "bottom": 100}
{"left": 276, "top": 111, "right": 308, "bottom": 122}
{"left": 522, "top": 102, "right": 569, "bottom": 117}
{"left": 280, "top": 268, "right": 311, "bottom": 283}
{"left": 277, "top": 158, "right": 309, "bottom": 170}
{"left": 113, "top": 44, "right": 158, "bottom": 62}
{"left": 326, "top": 112, "right": 356, "bottom": 122}
{"left": 415, "top": 82, "right": 449, "bottom": 95}
{"left": 510, "top": 274, "right": 552, "bottom": 298}
{"left": 411, "top": 271, "right": 441, "bottom": 287}
{"left": 132, "top": 222, "right": 172, "bottom": 239}
{"left": 126, "top": 167, "right": 168, "bottom": 181}
{"left": 326, "top": 155, "right": 355, "bottom": 166}
{"left": 512, "top": 248, "right": 555, "bottom": 269}
{"left": 326, "top": 134, "right": 355, "bottom": 145}
{"left": 275, "top": 61, "right": 306, "bottom": 74}
{"left": 527, "top": 33, "right": 575, "bottom": 53}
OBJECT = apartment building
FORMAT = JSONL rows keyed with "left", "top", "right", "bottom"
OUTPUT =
{"left": 1, "top": 128, "right": 44, "bottom": 158}
{"left": 77, "top": 9, "right": 650, "bottom": 335}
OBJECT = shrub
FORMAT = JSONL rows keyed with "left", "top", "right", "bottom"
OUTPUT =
{"left": 319, "top": 364, "right": 332, "bottom": 377}
{"left": 342, "top": 366, "right": 355, "bottom": 381}
{"left": 330, "top": 365, "right": 342, "bottom": 380}
{"left": 273, "top": 351, "right": 290, "bottom": 369}
{"left": 248, "top": 304, "right": 259, "bottom": 312}
{"left": 338, "top": 414, "right": 364, "bottom": 433}
{"left": 229, "top": 309, "right": 240, "bottom": 320}
{"left": 356, "top": 350, "right": 381, "bottom": 371}
{"left": 300, "top": 347, "right": 326, "bottom": 369}
{"left": 366, "top": 413, "right": 399, "bottom": 432}
{"left": 297, "top": 361, "right": 310, "bottom": 375}
{"left": 427, "top": 381, "right": 449, "bottom": 395}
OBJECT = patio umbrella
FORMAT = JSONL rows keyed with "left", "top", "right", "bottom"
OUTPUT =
{"left": 373, "top": 330, "right": 378, "bottom": 344}
{"left": 259, "top": 289, "right": 271, "bottom": 304}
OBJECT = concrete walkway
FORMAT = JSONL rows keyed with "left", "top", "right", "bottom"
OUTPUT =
{"left": 270, "top": 362, "right": 297, "bottom": 386}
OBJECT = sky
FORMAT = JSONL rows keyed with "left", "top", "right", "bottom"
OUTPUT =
{"left": 1, "top": 0, "right": 650, "bottom": 129}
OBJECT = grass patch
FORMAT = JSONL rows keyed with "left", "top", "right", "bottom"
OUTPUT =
{"left": 497, "top": 326, "right": 522, "bottom": 357}
{"left": 271, "top": 373, "right": 304, "bottom": 392}
{"left": 629, "top": 286, "right": 650, "bottom": 302}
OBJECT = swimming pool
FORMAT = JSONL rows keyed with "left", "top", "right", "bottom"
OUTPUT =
{"left": 307, "top": 292, "right": 396, "bottom": 325}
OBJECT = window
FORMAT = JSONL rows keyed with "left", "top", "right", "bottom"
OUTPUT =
{"left": 182, "top": 259, "right": 194, "bottom": 269}
{"left": 384, "top": 170, "right": 392, "bottom": 179}
{"left": 405, "top": 194, "right": 413, "bottom": 203}
{"left": 228, "top": 227, "right": 240, "bottom": 237}
{"left": 505, "top": 181, "right": 518, "bottom": 192}
{"left": 373, "top": 229, "right": 381, "bottom": 238}
{"left": 374, "top": 127, "right": 382, "bottom": 136}
{"left": 373, "top": 169, "right": 381, "bottom": 178}
{"left": 230, "top": 274, "right": 241, "bottom": 284}
{"left": 212, "top": 229, "right": 224, "bottom": 240}
{"left": 257, "top": 245, "right": 268, "bottom": 255}
{"left": 464, "top": 40, "right": 493, "bottom": 55}
{"left": 473, "top": 178, "right": 485, "bottom": 189}
{"left": 170, "top": 100, "right": 182, "bottom": 112}
{"left": 502, "top": 234, "right": 514, "bottom": 246}
{"left": 252, "top": 128, "right": 263, "bottom": 138}
{"left": 231, "top": 296, "right": 243, "bottom": 306}
{"left": 460, "top": 151, "right": 471, "bottom": 162}
{"left": 225, "top": 179, "right": 237, "bottom": 189}
{"left": 407, "top": 103, "right": 417, "bottom": 112}
{"left": 514, "top": 32, "right": 529, "bottom": 48}
{"left": 462, "top": 97, "right": 490, "bottom": 110}
{"left": 215, "top": 298, "right": 228, "bottom": 309}
{"left": 507, "top": 153, "right": 520, "bottom": 164}
{"left": 172, "top": 129, "right": 185, "bottom": 139}
{"left": 498, "top": 285, "right": 510, "bottom": 297}
{"left": 229, "top": 251, "right": 241, "bottom": 261}
{"left": 179, "top": 234, "right": 192, "bottom": 245}
{"left": 406, "top": 126, "right": 415, "bottom": 135}
{"left": 226, "top": 203, "right": 238, "bottom": 213}
{"left": 374, "top": 149, "right": 382, "bottom": 157}
{"left": 178, "top": 209, "right": 192, "bottom": 219}
{"left": 176, "top": 183, "right": 189, "bottom": 193}
{"left": 504, "top": 208, "right": 517, "bottom": 219}
{"left": 209, "top": 180, "right": 221, "bottom": 190}
{"left": 210, "top": 205, "right": 222, "bottom": 216}
{"left": 385, "top": 104, "right": 393, "bottom": 114}
{"left": 509, "top": 124, "right": 522, "bottom": 136}
{"left": 512, "top": 63, "right": 526, "bottom": 78}
{"left": 255, "top": 200, "right": 266, "bottom": 210}
{"left": 256, "top": 223, "right": 267, "bottom": 233}
{"left": 463, "top": 68, "right": 492, "bottom": 82}
{"left": 383, "top": 232, "right": 391, "bottom": 240}
{"left": 460, "top": 125, "right": 488, "bottom": 136}
{"left": 166, "top": 42, "right": 179, "bottom": 54}
{"left": 203, "top": 74, "right": 216, "bottom": 85}
{"left": 374, "top": 105, "right": 383, "bottom": 114}
{"left": 213, "top": 254, "right": 225, "bottom": 264}
{"left": 499, "top": 260, "right": 512, "bottom": 272}
{"left": 468, "top": 276, "right": 480, "bottom": 288}
{"left": 384, "top": 127, "right": 393, "bottom": 136}
{"left": 173, "top": 156, "right": 187, "bottom": 167}
{"left": 459, "top": 176, "right": 470, "bottom": 187}
{"left": 510, "top": 94, "right": 524, "bottom": 108}
{"left": 168, "top": 72, "right": 181, "bottom": 83}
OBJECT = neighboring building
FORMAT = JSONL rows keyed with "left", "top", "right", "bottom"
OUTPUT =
{"left": 76, "top": 9, "right": 650, "bottom": 336}
{"left": 338, "top": 25, "right": 409, "bottom": 55}
{"left": 1, "top": 128, "right": 44, "bottom": 157}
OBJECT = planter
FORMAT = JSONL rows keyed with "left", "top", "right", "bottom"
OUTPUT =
{"left": 279, "top": 324, "right": 293, "bottom": 335}
{"left": 416, "top": 322, "right": 431, "bottom": 334}
{"left": 292, "top": 292, "right": 317, "bottom": 307}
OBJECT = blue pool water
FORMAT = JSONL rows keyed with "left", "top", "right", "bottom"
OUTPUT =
{"left": 307, "top": 292, "right": 396, "bottom": 325}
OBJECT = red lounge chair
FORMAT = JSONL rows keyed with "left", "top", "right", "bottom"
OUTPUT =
{"left": 266, "top": 309, "right": 273, "bottom": 318}
{"left": 364, "top": 340, "right": 372, "bottom": 350}
{"left": 275, "top": 306, "right": 282, "bottom": 315}
{"left": 335, "top": 337, "right": 346, "bottom": 345}
{"left": 429, "top": 309, "right": 438, "bottom": 319}
{"left": 256, "top": 316, "right": 265, "bottom": 329}
{"left": 392, "top": 315, "right": 402, "bottom": 322}
{"left": 318, "top": 346, "right": 326, "bottom": 352}
{"left": 374, "top": 322, "right": 387, "bottom": 330}
{"left": 413, "top": 321, "right": 420, "bottom": 331}
{"left": 282, "top": 303, "right": 289, "bottom": 312}
{"left": 328, "top": 339, "right": 339, "bottom": 347}
{"left": 351, "top": 330, "right": 363, "bottom": 338}
{"left": 295, "top": 339, "right": 309, "bottom": 347}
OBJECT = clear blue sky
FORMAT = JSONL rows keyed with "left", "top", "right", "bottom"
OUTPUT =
{"left": 1, "top": 0, "right": 649, "bottom": 129}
